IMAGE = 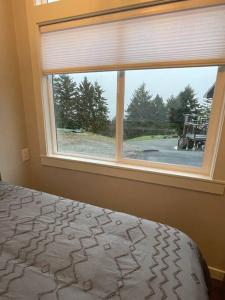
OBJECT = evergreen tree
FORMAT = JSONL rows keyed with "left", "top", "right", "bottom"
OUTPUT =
{"left": 126, "top": 83, "right": 152, "bottom": 124}
{"left": 53, "top": 74, "right": 77, "bottom": 129}
{"left": 76, "top": 77, "right": 95, "bottom": 131}
{"left": 125, "top": 83, "right": 153, "bottom": 137}
{"left": 53, "top": 75, "right": 110, "bottom": 133}
{"left": 151, "top": 94, "right": 166, "bottom": 124}
{"left": 76, "top": 77, "right": 109, "bottom": 132}
{"left": 177, "top": 85, "right": 201, "bottom": 116}
{"left": 167, "top": 85, "right": 201, "bottom": 135}
{"left": 166, "top": 95, "right": 183, "bottom": 133}
{"left": 91, "top": 82, "right": 109, "bottom": 132}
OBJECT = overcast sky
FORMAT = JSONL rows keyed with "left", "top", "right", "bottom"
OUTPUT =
{"left": 71, "top": 66, "right": 218, "bottom": 119}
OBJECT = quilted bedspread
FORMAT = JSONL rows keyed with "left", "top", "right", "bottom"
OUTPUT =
{"left": 0, "top": 182, "right": 209, "bottom": 300}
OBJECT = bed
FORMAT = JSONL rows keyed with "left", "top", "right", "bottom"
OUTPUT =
{"left": 0, "top": 181, "right": 210, "bottom": 299}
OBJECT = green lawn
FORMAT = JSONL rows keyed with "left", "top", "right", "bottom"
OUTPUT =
{"left": 127, "top": 135, "right": 168, "bottom": 142}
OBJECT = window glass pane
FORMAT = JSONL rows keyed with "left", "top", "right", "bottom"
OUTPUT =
{"left": 35, "top": 0, "right": 58, "bottom": 5}
{"left": 123, "top": 67, "right": 218, "bottom": 167}
{"left": 52, "top": 72, "right": 117, "bottom": 159}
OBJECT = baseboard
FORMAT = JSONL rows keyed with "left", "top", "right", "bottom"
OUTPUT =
{"left": 209, "top": 266, "right": 225, "bottom": 281}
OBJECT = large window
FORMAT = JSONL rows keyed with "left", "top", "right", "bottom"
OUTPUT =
{"left": 49, "top": 66, "right": 217, "bottom": 169}
{"left": 40, "top": 2, "right": 225, "bottom": 176}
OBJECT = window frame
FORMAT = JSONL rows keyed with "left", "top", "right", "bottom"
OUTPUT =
{"left": 26, "top": 0, "right": 225, "bottom": 194}
{"left": 45, "top": 67, "right": 225, "bottom": 177}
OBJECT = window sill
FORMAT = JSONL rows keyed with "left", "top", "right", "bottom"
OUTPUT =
{"left": 41, "top": 154, "right": 224, "bottom": 195}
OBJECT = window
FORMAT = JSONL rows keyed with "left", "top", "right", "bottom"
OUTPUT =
{"left": 40, "top": 3, "right": 225, "bottom": 176}
{"left": 49, "top": 66, "right": 217, "bottom": 169}
{"left": 122, "top": 67, "right": 217, "bottom": 167}
{"left": 35, "top": 0, "right": 58, "bottom": 5}
{"left": 52, "top": 72, "right": 117, "bottom": 160}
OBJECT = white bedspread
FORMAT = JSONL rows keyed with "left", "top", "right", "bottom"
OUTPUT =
{"left": 0, "top": 182, "right": 209, "bottom": 299}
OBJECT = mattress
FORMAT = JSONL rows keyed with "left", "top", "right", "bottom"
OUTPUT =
{"left": 0, "top": 182, "right": 209, "bottom": 299}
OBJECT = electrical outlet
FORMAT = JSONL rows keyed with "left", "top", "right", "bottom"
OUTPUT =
{"left": 21, "top": 148, "right": 30, "bottom": 162}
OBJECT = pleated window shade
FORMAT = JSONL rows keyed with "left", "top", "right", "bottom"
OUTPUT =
{"left": 41, "top": 5, "right": 225, "bottom": 74}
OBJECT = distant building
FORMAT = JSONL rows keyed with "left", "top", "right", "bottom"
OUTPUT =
{"left": 204, "top": 84, "right": 215, "bottom": 99}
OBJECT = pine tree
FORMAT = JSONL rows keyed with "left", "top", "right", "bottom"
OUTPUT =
{"left": 126, "top": 83, "right": 152, "bottom": 124}
{"left": 167, "top": 85, "right": 201, "bottom": 135}
{"left": 53, "top": 75, "right": 110, "bottom": 133}
{"left": 167, "top": 95, "right": 183, "bottom": 133}
{"left": 125, "top": 84, "right": 171, "bottom": 137}
{"left": 151, "top": 94, "right": 166, "bottom": 124}
{"left": 76, "top": 77, "right": 94, "bottom": 131}
{"left": 53, "top": 74, "right": 77, "bottom": 129}
{"left": 91, "top": 82, "right": 109, "bottom": 132}
{"left": 177, "top": 85, "right": 201, "bottom": 116}
{"left": 76, "top": 77, "right": 109, "bottom": 132}
{"left": 125, "top": 83, "right": 153, "bottom": 137}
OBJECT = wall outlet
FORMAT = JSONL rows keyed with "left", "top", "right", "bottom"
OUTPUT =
{"left": 21, "top": 148, "right": 30, "bottom": 162}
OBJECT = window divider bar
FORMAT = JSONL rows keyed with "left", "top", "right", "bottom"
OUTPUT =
{"left": 47, "top": 75, "right": 58, "bottom": 154}
{"left": 115, "top": 71, "right": 125, "bottom": 162}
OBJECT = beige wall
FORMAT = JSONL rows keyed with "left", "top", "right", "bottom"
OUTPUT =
{"left": 12, "top": 0, "right": 41, "bottom": 188}
{"left": 11, "top": 0, "right": 225, "bottom": 274}
{"left": 0, "top": 0, "right": 30, "bottom": 185}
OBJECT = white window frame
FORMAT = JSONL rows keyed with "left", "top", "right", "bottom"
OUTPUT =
{"left": 26, "top": 0, "right": 225, "bottom": 194}
{"left": 43, "top": 66, "right": 225, "bottom": 185}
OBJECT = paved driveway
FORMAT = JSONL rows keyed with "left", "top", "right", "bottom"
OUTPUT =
{"left": 125, "top": 138, "right": 204, "bottom": 167}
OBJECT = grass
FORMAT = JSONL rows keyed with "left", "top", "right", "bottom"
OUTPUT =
{"left": 56, "top": 129, "right": 176, "bottom": 158}
{"left": 57, "top": 128, "right": 169, "bottom": 143}
{"left": 127, "top": 135, "right": 168, "bottom": 142}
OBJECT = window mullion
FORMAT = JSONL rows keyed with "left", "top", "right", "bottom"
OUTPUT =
{"left": 47, "top": 75, "right": 58, "bottom": 155}
{"left": 115, "top": 71, "right": 125, "bottom": 162}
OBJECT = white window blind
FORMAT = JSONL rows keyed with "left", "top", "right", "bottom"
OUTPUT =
{"left": 41, "top": 4, "right": 225, "bottom": 74}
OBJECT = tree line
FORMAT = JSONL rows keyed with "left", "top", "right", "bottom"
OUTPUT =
{"left": 53, "top": 75, "right": 212, "bottom": 139}
{"left": 53, "top": 75, "right": 109, "bottom": 133}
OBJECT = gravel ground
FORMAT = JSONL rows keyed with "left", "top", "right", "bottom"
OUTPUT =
{"left": 56, "top": 129, "right": 204, "bottom": 167}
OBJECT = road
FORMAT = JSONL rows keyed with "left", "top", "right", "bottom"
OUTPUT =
{"left": 124, "top": 138, "right": 204, "bottom": 167}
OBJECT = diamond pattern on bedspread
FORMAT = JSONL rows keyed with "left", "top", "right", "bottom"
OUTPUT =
{"left": 0, "top": 182, "right": 208, "bottom": 300}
